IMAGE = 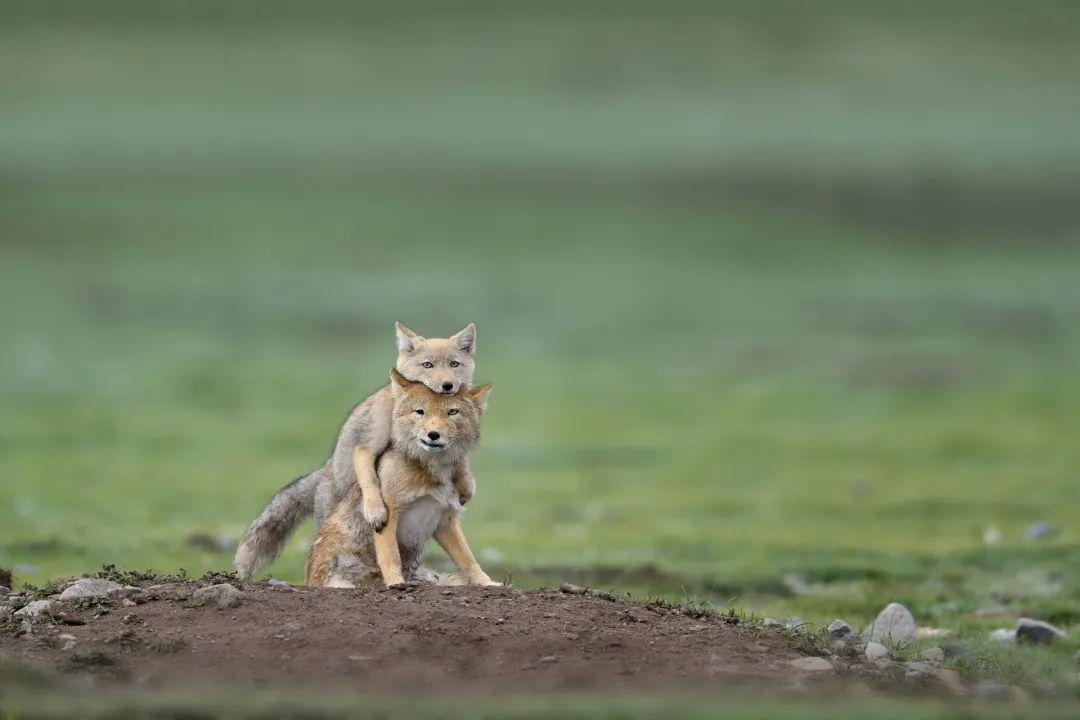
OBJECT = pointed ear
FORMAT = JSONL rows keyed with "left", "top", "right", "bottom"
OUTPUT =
{"left": 390, "top": 367, "right": 420, "bottom": 396}
{"left": 464, "top": 383, "right": 492, "bottom": 413}
{"left": 451, "top": 323, "right": 477, "bottom": 355}
{"left": 395, "top": 322, "right": 421, "bottom": 353}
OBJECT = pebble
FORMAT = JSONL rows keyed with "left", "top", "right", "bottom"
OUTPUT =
{"left": 192, "top": 583, "right": 243, "bottom": 610}
{"left": 788, "top": 656, "right": 833, "bottom": 672}
{"left": 867, "top": 603, "right": 916, "bottom": 644}
{"left": 14, "top": 600, "right": 52, "bottom": 618}
{"left": 782, "top": 616, "right": 805, "bottom": 630}
{"left": 267, "top": 579, "right": 292, "bottom": 588}
{"left": 864, "top": 642, "right": 889, "bottom": 663}
{"left": 1015, "top": 618, "right": 1066, "bottom": 645}
{"left": 920, "top": 646, "right": 944, "bottom": 662}
{"left": 826, "top": 619, "right": 852, "bottom": 638}
{"left": 0, "top": 586, "right": 10, "bottom": 597}
{"left": 762, "top": 617, "right": 781, "bottom": 627}
{"left": 559, "top": 583, "right": 587, "bottom": 595}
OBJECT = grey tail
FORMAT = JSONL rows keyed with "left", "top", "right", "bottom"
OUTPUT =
{"left": 234, "top": 467, "right": 323, "bottom": 579}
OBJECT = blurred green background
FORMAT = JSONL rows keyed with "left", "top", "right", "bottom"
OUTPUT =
{"left": 1, "top": 0, "right": 1078, "bottom": 665}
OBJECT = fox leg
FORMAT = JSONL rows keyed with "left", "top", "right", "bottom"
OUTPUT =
{"left": 451, "top": 457, "right": 476, "bottom": 506}
{"left": 433, "top": 513, "right": 499, "bottom": 586}
{"left": 372, "top": 508, "right": 407, "bottom": 587}
{"left": 354, "top": 446, "right": 388, "bottom": 532}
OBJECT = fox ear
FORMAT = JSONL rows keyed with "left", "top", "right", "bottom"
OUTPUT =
{"left": 451, "top": 323, "right": 476, "bottom": 355}
{"left": 465, "top": 383, "right": 492, "bottom": 412}
{"left": 389, "top": 367, "right": 419, "bottom": 396}
{"left": 395, "top": 322, "right": 421, "bottom": 353}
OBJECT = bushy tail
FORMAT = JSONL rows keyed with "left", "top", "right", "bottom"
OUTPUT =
{"left": 234, "top": 467, "right": 324, "bottom": 579}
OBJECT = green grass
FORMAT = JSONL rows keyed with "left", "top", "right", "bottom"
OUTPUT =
{"left": 2, "top": 0, "right": 1079, "bottom": 705}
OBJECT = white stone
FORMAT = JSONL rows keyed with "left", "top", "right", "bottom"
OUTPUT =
{"left": 868, "top": 602, "right": 916, "bottom": 644}
{"left": 788, "top": 656, "right": 833, "bottom": 672}
{"left": 58, "top": 579, "right": 124, "bottom": 600}
{"left": 864, "top": 642, "right": 889, "bottom": 662}
{"left": 989, "top": 628, "right": 1016, "bottom": 643}
{"left": 14, "top": 599, "right": 52, "bottom": 618}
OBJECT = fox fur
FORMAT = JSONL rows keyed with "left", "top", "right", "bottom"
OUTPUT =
{"left": 234, "top": 322, "right": 478, "bottom": 580}
{"left": 305, "top": 368, "right": 496, "bottom": 587}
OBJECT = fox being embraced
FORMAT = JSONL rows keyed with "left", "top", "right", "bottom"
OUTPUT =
{"left": 305, "top": 368, "right": 496, "bottom": 588}
{"left": 235, "top": 322, "right": 478, "bottom": 580}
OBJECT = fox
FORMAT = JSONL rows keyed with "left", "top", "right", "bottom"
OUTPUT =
{"left": 234, "top": 322, "right": 478, "bottom": 580}
{"left": 305, "top": 368, "right": 496, "bottom": 588}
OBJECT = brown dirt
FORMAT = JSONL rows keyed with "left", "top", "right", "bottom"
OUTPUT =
{"left": 1, "top": 578, "right": 824, "bottom": 694}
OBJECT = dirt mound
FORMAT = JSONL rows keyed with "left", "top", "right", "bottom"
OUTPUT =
{"left": 1, "top": 577, "right": 821, "bottom": 694}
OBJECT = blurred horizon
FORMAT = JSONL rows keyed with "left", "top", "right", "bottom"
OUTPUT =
{"left": 1, "top": 1, "right": 1077, "bottom": 659}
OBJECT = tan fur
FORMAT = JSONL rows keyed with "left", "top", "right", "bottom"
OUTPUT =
{"left": 234, "top": 322, "right": 479, "bottom": 580}
{"left": 305, "top": 369, "right": 495, "bottom": 588}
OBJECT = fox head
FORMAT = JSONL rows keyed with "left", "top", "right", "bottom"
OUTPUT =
{"left": 395, "top": 322, "right": 476, "bottom": 395}
{"left": 389, "top": 367, "right": 491, "bottom": 460}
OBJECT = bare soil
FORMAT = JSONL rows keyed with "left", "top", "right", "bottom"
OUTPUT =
{"left": 1, "top": 577, "right": 821, "bottom": 694}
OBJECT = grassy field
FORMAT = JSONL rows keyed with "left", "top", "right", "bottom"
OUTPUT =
{"left": 2, "top": 0, "right": 1079, "bottom": 703}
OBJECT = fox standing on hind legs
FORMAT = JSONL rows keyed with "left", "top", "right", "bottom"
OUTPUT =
{"left": 234, "top": 322, "right": 479, "bottom": 580}
{"left": 306, "top": 368, "right": 497, "bottom": 588}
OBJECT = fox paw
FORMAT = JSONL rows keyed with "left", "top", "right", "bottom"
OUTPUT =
{"left": 363, "top": 503, "right": 388, "bottom": 532}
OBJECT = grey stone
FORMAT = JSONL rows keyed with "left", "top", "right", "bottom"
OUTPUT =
{"left": 14, "top": 600, "right": 52, "bottom": 618}
{"left": 864, "top": 642, "right": 889, "bottom": 663}
{"left": 763, "top": 617, "right": 781, "bottom": 627}
{"left": 267, "top": 578, "right": 292, "bottom": 588}
{"left": 782, "top": 616, "right": 805, "bottom": 630}
{"left": 827, "top": 619, "right": 853, "bottom": 638}
{"left": 58, "top": 579, "right": 124, "bottom": 600}
{"left": 920, "top": 646, "right": 945, "bottom": 662}
{"left": 192, "top": 583, "right": 243, "bottom": 609}
{"left": 0, "top": 585, "right": 10, "bottom": 597}
{"left": 903, "top": 660, "right": 935, "bottom": 675}
{"left": 868, "top": 603, "right": 916, "bottom": 644}
{"left": 788, "top": 656, "right": 833, "bottom": 672}
{"left": 1015, "top": 617, "right": 1066, "bottom": 645}
{"left": 559, "top": 583, "right": 587, "bottom": 595}
{"left": 989, "top": 628, "right": 1016, "bottom": 643}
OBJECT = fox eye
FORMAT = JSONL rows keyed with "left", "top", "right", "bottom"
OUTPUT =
{"left": 447, "top": 408, "right": 459, "bottom": 416}
{"left": 414, "top": 409, "right": 425, "bottom": 415}
{"left": 449, "top": 361, "right": 460, "bottom": 368}
{"left": 421, "top": 361, "right": 434, "bottom": 369}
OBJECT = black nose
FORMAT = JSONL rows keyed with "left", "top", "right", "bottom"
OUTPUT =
{"left": 427, "top": 431, "right": 441, "bottom": 441}
{"left": 442, "top": 382, "right": 454, "bottom": 392}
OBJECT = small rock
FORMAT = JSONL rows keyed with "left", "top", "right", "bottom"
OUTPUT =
{"left": 864, "top": 642, "right": 889, "bottom": 663}
{"left": 788, "top": 656, "right": 833, "bottom": 672}
{"left": 1015, "top": 618, "right": 1066, "bottom": 645}
{"left": 827, "top": 619, "right": 853, "bottom": 639}
{"left": 58, "top": 579, "right": 123, "bottom": 600}
{"left": 58, "top": 633, "right": 76, "bottom": 641}
{"left": 989, "top": 628, "right": 1016, "bottom": 643}
{"left": 931, "top": 668, "right": 967, "bottom": 696}
{"left": 868, "top": 603, "right": 916, "bottom": 644}
{"left": 267, "top": 579, "right": 292, "bottom": 588}
{"left": 0, "top": 585, "right": 10, "bottom": 597}
{"left": 192, "top": 583, "right": 243, "bottom": 610}
{"left": 538, "top": 655, "right": 558, "bottom": 664}
{"left": 920, "top": 646, "right": 945, "bottom": 662}
{"left": 14, "top": 600, "right": 52, "bottom": 618}
{"left": 763, "top": 617, "right": 781, "bottom": 627}
{"left": 559, "top": 583, "right": 587, "bottom": 595}
{"left": 903, "top": 660, "right": 935, "bottom": 675}
{"left": 782, "top": 616, "right": 805, "bottom": 630}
